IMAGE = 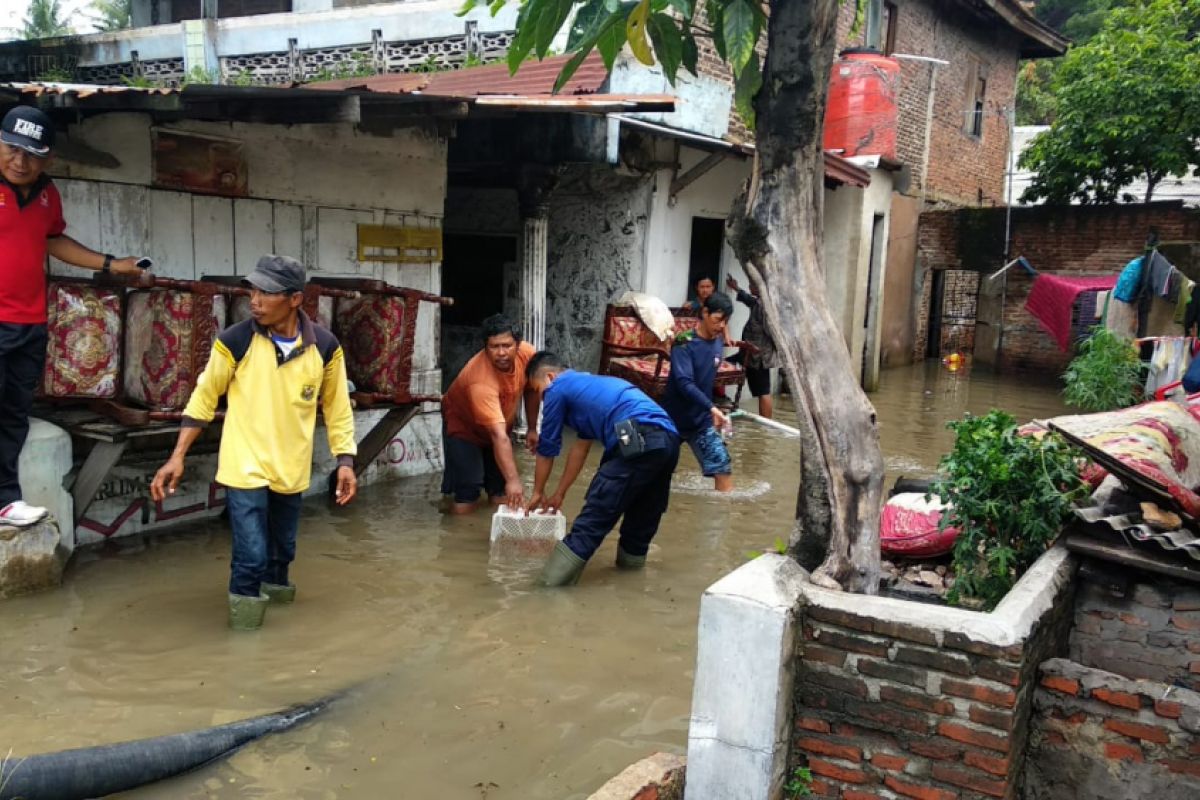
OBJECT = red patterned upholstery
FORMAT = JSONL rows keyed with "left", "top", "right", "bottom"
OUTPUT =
{"left": 42, "top": 282, "right": 122, "bottom": 399}
{"left": 334, "top": 294, "right": 415, "bottom": 395}
{"left": 600, "top": 304, "right": 746, "bottom": 402}
{"left": 229, "top": 293, "right": 333, "bottom": 329}
{"left": 125, "top": 290, "right": 226, "bottom": 411}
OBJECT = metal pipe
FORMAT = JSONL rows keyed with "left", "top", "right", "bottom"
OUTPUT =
{"left": 730, "top": 409, "right": 801, "bottom": 437}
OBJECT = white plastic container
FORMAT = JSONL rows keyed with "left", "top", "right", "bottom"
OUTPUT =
{"left": 489, "top": 504, "right": 566, "bottom": 558}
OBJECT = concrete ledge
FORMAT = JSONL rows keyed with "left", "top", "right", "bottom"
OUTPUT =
{"left": 685, "top": 554, "right": 808, "bottom": 800}
{"left": 0, "top": 519, "right": 64, "bottom": 599}
{"left": 588, "top": 752, "right": 685, "bottom": 800}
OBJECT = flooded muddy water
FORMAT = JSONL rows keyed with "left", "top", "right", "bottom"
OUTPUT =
{"left": 0, "top": 362, "right": 1068, "bottom": 799}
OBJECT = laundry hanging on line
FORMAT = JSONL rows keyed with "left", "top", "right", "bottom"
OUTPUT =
{"left": 1024, "top": 273, "right": 1119, "bottom": 351}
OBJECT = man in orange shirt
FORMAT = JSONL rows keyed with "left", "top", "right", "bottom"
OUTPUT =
{"left": 441, "top": 314, "right": 538, "bottom": 514}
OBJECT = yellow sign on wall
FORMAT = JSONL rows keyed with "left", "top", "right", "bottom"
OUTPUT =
{"left": 357, "top": 224, "right": 443, "bottom": 263}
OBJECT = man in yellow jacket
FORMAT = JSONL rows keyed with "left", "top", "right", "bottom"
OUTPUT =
{"left": 150, "top": 255, "right": 357, "bottom": 630}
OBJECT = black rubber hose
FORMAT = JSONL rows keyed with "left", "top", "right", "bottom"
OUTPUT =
{"left": 0, "top": 694, "right": 335, "bottom": 800}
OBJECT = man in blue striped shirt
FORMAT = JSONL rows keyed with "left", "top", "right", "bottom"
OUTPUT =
{"left": 525, "top": 352, "right": 680, "bottom": 586}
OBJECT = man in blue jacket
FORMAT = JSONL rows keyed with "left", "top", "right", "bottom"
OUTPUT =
{"left": 662, "top": 291, "right": 736, "bottom": 492}
{"left": 525, "top": 352, "right": 680, "bottom": 586}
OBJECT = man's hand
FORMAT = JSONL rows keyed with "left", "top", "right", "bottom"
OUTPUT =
{"left": 110, "top": 257, "right": 146, "bottom": 277}
{"left": 725, "top": 275, "right": 739, "bottom": 292}
{"left": 526, "top": 491, "right": 564, "bottom": 515}
{"left": 334, "top": 465, "right": 357, "bottom": 506}
{"left": 504, "top": 478, "right": 525, "bottom": 510}
{"left": 150, "top": 456, "right": 185, "bottom": 502}
{"left": 710, "top": 406, "right": 728, "bottom": 430}
{"left": 525, "top": 429, "right": 539, "bottom": 455}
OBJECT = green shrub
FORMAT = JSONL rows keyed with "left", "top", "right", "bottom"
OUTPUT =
{"left": 932, "top": 410, "right": 1088, "bottom": 610}
{"left": 1063, "top": 327, "right": 1142, "bottom": 411}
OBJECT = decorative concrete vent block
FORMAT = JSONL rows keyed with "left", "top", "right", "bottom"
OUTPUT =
{"left": 489, "top": 504, "right": 565, "bottom": 558}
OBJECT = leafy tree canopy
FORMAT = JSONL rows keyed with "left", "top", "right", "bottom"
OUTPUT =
{"left": 22, "top": 0, "right": 71, "bottom": 39}
{"left": 1018, "top": 0, "right": 1200, "bottom": 205}
{"left": 88, "top": 0, "right": 132, "bottom": 33}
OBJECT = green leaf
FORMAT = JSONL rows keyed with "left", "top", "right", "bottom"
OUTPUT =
{"left": 597, "top": 14, "right": 630, "bottom": 70}
{"left": 568, "top": 0, "right": 611, "bottom": 51}
{"left": 555, "top": 7, "right": 628, "bottom": 92}
{"left": 723, "top": 0, "right": 759, "bottom": 73}
{"left": 626, "top": 0, "right": 655, "bottom": 65}
{"left": 734, "top": 50, "right": 762, "bottom": 129}
{"left": 533, "top": 0, "right": 577, "bottom": 58}
{"left": 455, "top": 0, "right": 481, "bottom": 17}
{"left": 647, "top": 12, "right": 684, "bottom": 84}
{"left": 507, "top": 1, "right": 537, "bottom": 73}
{"left": 681, "top": 31, "right": 698, "bottom": 76}
{"left": 706, "top": 0, "right": 726, "bottom": 61}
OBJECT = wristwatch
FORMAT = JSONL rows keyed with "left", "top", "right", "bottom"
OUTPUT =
{"left": 102, "top": 254, "right": 114, "bottom": 273}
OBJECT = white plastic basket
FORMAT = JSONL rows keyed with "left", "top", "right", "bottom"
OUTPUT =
{"left": 489, "top": 504, "right": 566, "bottom": 557}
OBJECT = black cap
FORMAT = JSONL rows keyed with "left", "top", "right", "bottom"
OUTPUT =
{"left": 243, "top": 254, "right": 306, "bottom": 294}
{"left": 1, "top": 106, "right": 55, "bottom": 158}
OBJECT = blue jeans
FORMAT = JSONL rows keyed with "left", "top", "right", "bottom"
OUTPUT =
{"left": 562, "top": 426, "right": 681, "bottom": 561}
{"left": 225, "top": 487, "right": 304, "bottom": 597}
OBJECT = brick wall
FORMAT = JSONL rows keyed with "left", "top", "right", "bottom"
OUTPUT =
{"left": 788, "top": 555, "right": 1076, "bottom": 800}
{"left": 835, "top": 0, "right": 1022, "bottom": 206}
{"left": 915, "top": 203, "right": 1200, "bottom": 372}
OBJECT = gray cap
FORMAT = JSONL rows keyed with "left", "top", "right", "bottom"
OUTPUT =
{"left": 243, "top": 254, "right": 305, "bottom": 293}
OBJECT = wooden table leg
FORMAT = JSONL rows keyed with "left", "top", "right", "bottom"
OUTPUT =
{"left": 71, "top": 440, "right": 129, "bottom": 526}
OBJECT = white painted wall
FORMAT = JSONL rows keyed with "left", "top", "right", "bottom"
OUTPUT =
{"left": 49, "top": 113, "right": 446, "bottom": 373}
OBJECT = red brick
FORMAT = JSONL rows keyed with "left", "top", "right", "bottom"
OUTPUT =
{"left": 808, "top": 758, "right": 873, "bottom": 785}
{"left": 808, "top": 605, "right": 876, "bottom": 633}
{"left": 1118, "top": 612, "right": 1149, "bottom": 628}
{"left": 1040, "top": 676, "right": 1079, "bottom": 696}
{"left": 941, "top": 678, "right": 1016, "bottom": 709}
{"left": 963, "top": 750, "right": 1010, "bottom": 777}
{"left": 968, "top": 705, "right": 1013, "bottom": 732}
{"left": 894, "top": 646, "right": 973, "bottom": 676}
{"left": 856, "top": 658, "right": 927, "bottom": 689}
{"left": 1171, "top": 613, "right": 1200, "bottom": 632}
{"left": 883, "top": 775, "right": 958, "bottom": 800}
{"left": 798, "top": 716, "right": 833, "bottom": 733}
{"left": 1191, "top": 741, "right": 1200, "bottom": 756}
{"left": 1104, "top": 743, "right": 1143, "bottom": 762}
{"left": 870, "top": 752, "right": 909, "bottom": 772}
{"left": 1103, "top": 719, "right": 1171, "bottom": 744}
{"left": 880, "top": 685, "right": 956, "bottom": 716}
{"left": 937, "top": 722, "right": 1010, "bottom": 753}
{"left": 1050, "top": 709, "right": 1087, "bottom": 725}
{"left": 797, "top": 737, "right": 864, "bottom": 763}
{"left": 803, "top": 669, "right": 871, "bottom": 700}
{"left": 1191, "top": 661, "right": 1200, "bottom": 674}
{"left": 931, "top": 763, "right": 1008, "bottom": 798}
{"left": 1159, "top": 759, "right": 1200, "bottom": 778}
{"left": 846, "top": 700, "right": 933, "bottom": 735}
{"left": 804, "top": 643, "right": 849, "bottom": 668}
{"left": 813, "top": 627, "right": 891, "bottom": 658}
{"left": 810, "top": 778, "right": 837, "bottom": 798}
{"left": 1092, "top": 688, "right": 1141, "bottom": 711}
{"left": 906, "top": 738, "right": 963, "bottom": 761}
{"left": 843, "top": 791, "right": 887, "bottom": 800}
{"left": 973, "top": 660, "right": 1021, "bottom": 687}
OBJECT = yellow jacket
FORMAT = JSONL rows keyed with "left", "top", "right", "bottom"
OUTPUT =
{"left": 182, "top": 312, "right": 357, "bottom": 494}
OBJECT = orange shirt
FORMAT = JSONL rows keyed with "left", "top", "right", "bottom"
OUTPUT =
{"left": 443, "top": 342, "right": 535, "bottom": 447}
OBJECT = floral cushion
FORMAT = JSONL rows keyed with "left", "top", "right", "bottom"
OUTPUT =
{"left": 42, "top": 283, "right": 122, "bottom": 399}
{"left": 125, "top": 290, "right": 226, "bottom": 411}
{"left": 335, "top": 294, "right": 412, "bottom": 395}
{"left": 606, "top": 314, "right": 660, "bottom": 350}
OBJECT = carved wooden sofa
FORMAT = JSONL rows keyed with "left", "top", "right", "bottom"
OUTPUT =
{"left": 598, "top": 304, "right": 745, "bottom": 404}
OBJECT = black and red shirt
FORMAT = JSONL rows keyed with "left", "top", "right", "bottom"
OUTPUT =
{"left": 0, "top": 175, "right": 66, "bottom": 324}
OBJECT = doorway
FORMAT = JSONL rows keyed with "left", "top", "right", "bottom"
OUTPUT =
{"left": 688, "top": 217, "right": 725, "bottom": 297}
{"left": 440, "top": 233, "right": 517, "bottom": 386}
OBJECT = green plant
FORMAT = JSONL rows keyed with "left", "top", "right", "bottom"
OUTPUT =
{"left": 932, "top": 411, "right": 1088, "bottom": 610}
{"left": 34, "top": 66, "right": 73, "bottom": 82}
{"left": 1062, "top": 327, "right": 1143, "bottom": 411}
{"left": 121, "top": 73, "right": 157, "bottom": 88}
{"left": 410, "top": 54, "right": 445, "bottom": 73}
{"left": 229, "top": 69, "right": 256, "bottom": 87}
{"left": 784, "top": 765, "right": 813, "bottom": 798}
{"left": 182, "top": 65, "right": 216, "bottom": 86}
{"left": 745, "top": 536, "right": 788, "bottom": 561}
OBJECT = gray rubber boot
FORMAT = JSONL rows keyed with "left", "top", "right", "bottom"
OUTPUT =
{"left": 615, "top": 546, "right": 647, "bottom": 570}
{"left": 539, "top": 541, "right": 587, "bottom": 587}
{"left": 228, "top": 592, "right": 269, "bottom": 631}
{"left": 261, "top": 582, "right": 296, "bottom": 604}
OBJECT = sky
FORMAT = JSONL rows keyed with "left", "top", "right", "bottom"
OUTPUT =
{"left": 0, "top": 0, "right": 98, "bottom": 40}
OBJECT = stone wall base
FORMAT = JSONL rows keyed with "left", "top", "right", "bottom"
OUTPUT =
{"left": 0, "top": 519, "right": 65, "bottom": 599}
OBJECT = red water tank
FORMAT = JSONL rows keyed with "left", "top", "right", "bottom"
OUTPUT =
{"left": 823, "top": 48, "right": 900, "bottom": 161}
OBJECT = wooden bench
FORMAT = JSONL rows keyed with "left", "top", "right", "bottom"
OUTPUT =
{"left": 598, "top": 304, "right": 745, "bottom": 404}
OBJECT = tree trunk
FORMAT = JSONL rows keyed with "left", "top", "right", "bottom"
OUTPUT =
{"left": 727, "top": 0, "right": 884, "bottom": 593}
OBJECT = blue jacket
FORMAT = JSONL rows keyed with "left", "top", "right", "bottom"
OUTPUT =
{"left": 536, "top": 370, "right": 676, "bottom": 457}
{"left": 661, "top": 333, "right": 724, "bottom": 437}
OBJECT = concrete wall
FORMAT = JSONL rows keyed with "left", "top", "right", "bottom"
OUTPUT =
{"left": 548, "top": 165, "right": 653, "bottom": 372}
{"left": 881, "top": 193, "right": 922, "bottom": 367}
{"left": 685, "top": 547, "right": 1079, "bottom": 799}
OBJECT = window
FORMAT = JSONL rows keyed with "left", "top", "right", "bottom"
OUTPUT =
{"left": 964, "top": 60, "right": 989, "bottom": 138}
{"left": 882, "top": 2, "right": 898, "bottom": 56}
